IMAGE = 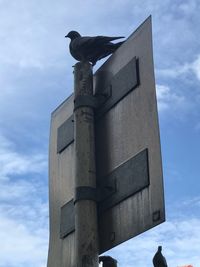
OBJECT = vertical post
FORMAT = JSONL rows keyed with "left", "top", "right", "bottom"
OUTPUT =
{"left": 74, "top": 62, "right": 99, "bottom": 267}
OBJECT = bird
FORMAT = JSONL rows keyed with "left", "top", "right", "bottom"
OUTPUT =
{"left": 65, "top": 31, "right": 125, "bottom": 66}
{"left": 99, "top": 255, "right": 118, "bottom": 267}
{"left": 153, "top": 246, "right": 168, "bottom": 267}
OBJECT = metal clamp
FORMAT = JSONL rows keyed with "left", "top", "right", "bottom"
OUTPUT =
{"left": 74, "top": 186, "right": 98, "bottom": 203}
{"left": 74, "top": 91, "right": 111, "bottom": 111}
{"left": 74, "top": 95, "right": 98, "bottom": 110}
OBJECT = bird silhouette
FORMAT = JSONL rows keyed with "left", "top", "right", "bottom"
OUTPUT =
{"left": 65, "top": 31, "right": 125, "bottom": 66}
{"left": 99, "top": 255, "right": 118, "bottom": 267}
{"left": 153, "top": 246, "right": 168, "bottom": 267}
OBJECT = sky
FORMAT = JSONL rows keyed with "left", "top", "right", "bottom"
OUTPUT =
{"left": 0, "top": 0, "right": 200, "bottom": 267}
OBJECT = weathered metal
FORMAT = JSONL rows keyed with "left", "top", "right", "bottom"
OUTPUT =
{"left": 95, "top": 56, "right": 139, "bottom": 118}
{"left": 96, "top": 16, "right": 165, "bottom": 253}
{"left": 60, "top": 200, "right": 75, "bottom": 239}
{"left": 57, "top": 114, "right": 74, "bottom": 153}
{"left": 98, "top": 149, "right": 149, "bottom": 213}
{"left": 59, "top": 149, "right": 149, "bottom": 238}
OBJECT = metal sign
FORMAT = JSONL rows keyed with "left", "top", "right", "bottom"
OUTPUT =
{"left": 47, "top": 16, "right": 165, "bottom": 267}
{"left": 95, "top": 16, "right": 165, "bottom": 252}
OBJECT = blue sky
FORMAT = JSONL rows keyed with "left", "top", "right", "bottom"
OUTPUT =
{"left": 0, "top": 1, "right": 200, "bottom": 267}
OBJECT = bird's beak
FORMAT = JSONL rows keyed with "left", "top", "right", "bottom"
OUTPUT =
{"left": 65, "top": 34, "right": 68, "bottom": 38}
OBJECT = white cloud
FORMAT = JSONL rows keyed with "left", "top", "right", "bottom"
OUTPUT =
{"left": 191, "top": 55, "right": 200, "bottom": 80}
{"left": 0, "top": 134, "right": 47, "bottom": 181}
{"left": 156, "top": 84, "right": 186, "bottom": 112}
{"left": 0, "top": 180, "right": 37, "bottom": 201}
{"left": 156, "top": 64, "right": 191, "bottom": 79}
{"left": 179, "top": 0, "right": 199, "bottom": 16}
{"left": 182, "top": 197, "right": 200, "bottom": 208}
{"left": 0, "top": 204, "right": 48, "bottom": 267}
{"left": 0, "top": 134, "right": 48, "bottom": 267}
{"left": 157, "top": 53, "right": 200, "bottom": 82}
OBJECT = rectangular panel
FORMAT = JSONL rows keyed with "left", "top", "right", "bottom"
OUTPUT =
{"left": 95, "top": 57, "right": 139, "bottom": 118}
{"left": 57, "top": 115, "right": 74, "bottom": 153}
{"left": 60, "top": 200, "right": 75, "bottom": 239}
{"left": 98, "top": 149, "right": 149, "bottom": 213}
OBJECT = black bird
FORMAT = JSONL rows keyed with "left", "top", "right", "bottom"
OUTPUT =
{"left": 153, "top": 246, "right": 168, "bottom": 267}
{"left": 99, "top": 255, "right": 117, "bottom": 267}
{"left": 65, "top": 31, "right": 125, "bottom": 66}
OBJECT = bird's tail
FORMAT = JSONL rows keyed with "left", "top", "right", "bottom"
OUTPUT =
{"left": 107, "top": 41, "right": 125, "bottom": 52}
{"left": 113, "top": 41, "right": 124, "bottom": 48}
{"left": 97, "top": 41, "right": 125, "bottom": 62}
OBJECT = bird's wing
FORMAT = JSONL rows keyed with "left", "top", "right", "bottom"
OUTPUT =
{"left": 71, "top": 36, "right": 124, "bottom": 50}
{"left": 94, "top": 35, "right": 125, "bottom": 43}
{"left": 70, "top": 37, "right": 96, "bottom": 52}
{"left": 69, "top": 37, "right": 82, "bottom": 48}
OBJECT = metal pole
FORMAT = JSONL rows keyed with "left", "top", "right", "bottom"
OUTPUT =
{"left": 73, "top": 62, "right": 99, "bottom": 267}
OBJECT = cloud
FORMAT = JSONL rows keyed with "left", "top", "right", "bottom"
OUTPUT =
{"left": 179, "top": 0, "right": 199, "bottom": 16}
{"left": 156, "top": 64, "right": 191, "bottom": 79}
{"left": 0, "top": 134, "right": 47, "bottom": 181}
{"left": 0, "top": 133, "right": 48, "bottom": 267}
{"left": 182, "top": 197, "right": 200, "bottom": 208}
{"left": 156, "top": 54, "right": 200, "bottom": 82}
{"left": 156, "top": 84, "right": 186, "bottom": 112}
{"left": 0, "top": 203, "right": 48, "bottom": 267}
{"left": 191, "top": 55, "right": 200, "bottom": 80}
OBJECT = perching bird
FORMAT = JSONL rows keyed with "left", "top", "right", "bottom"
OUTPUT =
{"left": 153, "top": 246, "right": 168, "bottom": 267}
{"left": 99, "top": 255, "right": 118, "bottom": 267}
{"left": 65, "top": 31, "right": 125, "bottom": 66}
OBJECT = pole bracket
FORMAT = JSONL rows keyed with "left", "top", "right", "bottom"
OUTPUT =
{"left": 74, "top": 89, "right": 111, "bottom": 111}
{"left": 74, "top": 95, "right": 98, "bottom": 110}
{"left": 74, "top": 182, "right": 116, "bottom": 204}
{"left": 74, "top": 186, "right": 98, "bottom": 203}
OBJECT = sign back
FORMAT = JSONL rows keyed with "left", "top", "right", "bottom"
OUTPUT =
{"left": 47, "top": 16, "right": 165, "bottom": 267}
{"left": 95, "top": 16, "right": 165, "bottom": 252}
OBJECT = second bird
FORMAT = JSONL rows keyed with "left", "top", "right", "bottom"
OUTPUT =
{"left": 65, "top": 31, "right": 125, "bottom": 66}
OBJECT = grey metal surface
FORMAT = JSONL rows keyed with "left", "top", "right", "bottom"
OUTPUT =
{"left": 95, "top": 57, "right": 139, "bottom": 118}
{"left": 57, "top": 114, "right": 74, "bottom": 153}
{"left": 60, "top": 199, "right": 75, "bottom": 238}
{"left": 98, "top": 149, "right": 149, "bottom": 213}
{"left": 95, "top": 15, "right": 165, "bottom": 253}
{"left": 94, "top": 16, "right": 165, "bottom": 253}
{"left": 47, "top": 94, "right": 75, "bottom": 267}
